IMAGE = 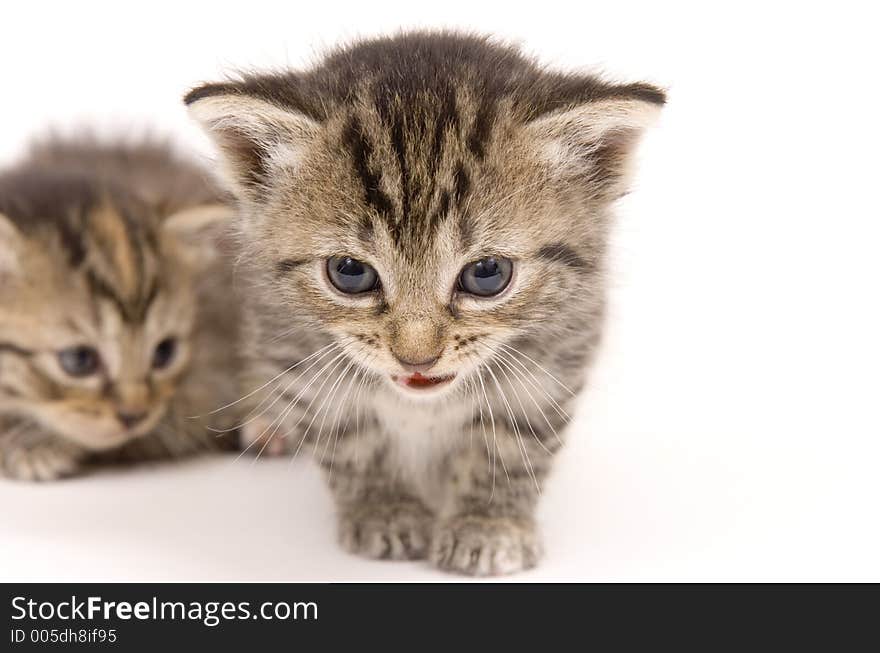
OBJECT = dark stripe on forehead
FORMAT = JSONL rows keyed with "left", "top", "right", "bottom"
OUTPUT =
{"left": 428, "top": 190, "right": 449, "bottom": 231}
{"left": 87, "top": 269, "right": 131, "bottom": 321}
{"left": 437, "top": 190, "right": 451, "bottom": 221}
{"left": 58, "top": 217, "right": 87, "bottom": 267}
{"left": 453, "top": 164, "right": 470, "bottom": 208}
{"left": 104, "top": 203, "right": 148, "bottom": 266}
{"left": 371, "top": 91, "right": 404, "bottom": 201}
{"left": 389, "top": 119, "right": 411, "bottom": 223}
{"left": 343, "top": 117, "right": 394, "bottom": 220}
{"left": 535, "top": 243, "right": 591, "bottom": 271}
{"left": 427, "top": 164, "right": 470, "bottom": 238}
{"left": 131, "top": 279, "right": 160, "bottom": 323}
{"left": 143, "top": 278, "right": 160, "bottom": 312}
{"left": 457, "top": 209, "right": 474, "bottom": 251}
{"left": 128, "top": 213, "right": 149, "bottom": 283}
{"left": 429, "top": 87, "right": 459, "bottom": 173}
{"left": 427, "top": 189, "right": 450, "bottom": 234}
{"left": 468, "top": 102, "right": 495, "bottom": 160}
{"left": 86, "top": 269, "right": 157, "bottom": 324}
{"left": 86, "top": 207, "right": 162, "bottom": 325}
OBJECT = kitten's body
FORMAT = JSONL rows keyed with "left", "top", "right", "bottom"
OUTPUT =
{"left": 187, "top": 32, "right": 663, "bottom": 574}
{"left": 0, "top": 138, "right": 239, "bottom": 480}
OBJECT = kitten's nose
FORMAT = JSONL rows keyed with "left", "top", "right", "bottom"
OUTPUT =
{"left": 393, "top": 352, "right": 441, "bottom": 374}
{"left": 116, "top": 410, "right": 148, "bottom": 429}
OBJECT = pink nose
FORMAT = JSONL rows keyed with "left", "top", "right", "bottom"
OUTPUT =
{"left": 117, "top": 411, "right": 148, "bottom": 429}
{"left": 392, "top": 353, "right": 440, "bottom": 374}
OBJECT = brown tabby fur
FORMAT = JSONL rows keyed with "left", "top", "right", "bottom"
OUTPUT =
{"left": 0, "top": 137, "right": 240, "bottom": 480}
{"left": 186, "top": 31, "right": 664, "bottom": 575}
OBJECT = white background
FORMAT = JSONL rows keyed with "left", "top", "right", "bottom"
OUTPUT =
{"left": 1, "top": 1, "right": 878, "bottom": 581}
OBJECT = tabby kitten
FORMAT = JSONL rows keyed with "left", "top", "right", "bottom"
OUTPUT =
{"left": 186, "top": 32, "right": 664, "bottom": 575}
{"left": 0, "top": 138, "right": 238, "bottom": 481}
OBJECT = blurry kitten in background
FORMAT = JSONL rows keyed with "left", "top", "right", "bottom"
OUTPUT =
{"left": 187, "top": 32, "right": 664, "bottom": 575}
{"left": 0, "top": 138, "right": 239, "bottom": 481}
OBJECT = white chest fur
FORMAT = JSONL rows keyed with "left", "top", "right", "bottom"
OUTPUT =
{"left": 370, "top": 385, "right": 472, "bottom": 500}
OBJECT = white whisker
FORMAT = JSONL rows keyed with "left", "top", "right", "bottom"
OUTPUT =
{"left": 315, "top": 357, "right": 360, "bottom": 467}
{"left": 326, "top": 350, "right": 376, "bottom": 479}
{"left": 488, "top": 338, "right": 577, "bottom": 396}
{"left": 285, "top": 352, "right": 353, "bottom": 467}
{"left": 196, "top": 342, "right": 337, "bottom": 419}
{"left": 468, "top": 353, "right": 508, "bottom": 497}
{"left": 483, "top": 337, "right": 572, "bottom": 422}
{"left": 235, "top": 347, "right": 346, "bottom": 462}
{"left": 482, "top": 349, "right": 554, "bottom": 456}
{"left": 350, "top": 355, "right": 375, "bottom": 469}
{"left": 476, "top": 342, "right": 563, "bottom": 450}
{"left": 212, "top": 343, "right": 340, "bottom": 434}
{"left": 482, "top": 360, "right": 540, "bottom": 492}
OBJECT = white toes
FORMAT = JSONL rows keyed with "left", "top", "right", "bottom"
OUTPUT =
{"left": 430, "top": 516, "right": 542, "bottom": 576}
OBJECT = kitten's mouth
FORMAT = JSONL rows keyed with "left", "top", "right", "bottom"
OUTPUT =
{"left": 392, "top": 372, "right": 456, "bottom": 391}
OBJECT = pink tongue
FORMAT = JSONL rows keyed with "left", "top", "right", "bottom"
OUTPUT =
{"left": 406, "top": 373, "right": 439, "bottom": 388}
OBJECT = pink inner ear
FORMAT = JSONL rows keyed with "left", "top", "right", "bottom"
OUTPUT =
{"left": 589, "top": 127, "right": 642, "bottom": 179}
{"left": 216, "top": 126, "right": 271, "bottom": 191}
{"left": 531, "top": 100, "right": 660, "bottom": 201}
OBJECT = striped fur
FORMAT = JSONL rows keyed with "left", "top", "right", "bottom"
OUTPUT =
{"left": 187, "top": 32, "right": 664, "bottom": 575}
{"left": 0, "top": 138, "right": 240, "bottom": 480}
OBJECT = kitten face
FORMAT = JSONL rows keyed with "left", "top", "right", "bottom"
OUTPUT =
{"left": 0, "top": 172, "right": 217, "bottom": 449}
{"left": 187, "top": 32, "right": 664, "bottom": 403}
{"left": 236, "top": 119, "right": 602, "bottom": 401}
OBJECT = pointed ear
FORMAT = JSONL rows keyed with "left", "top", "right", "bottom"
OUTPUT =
{"left": 525, "top": 90, "right": 665, "bottom": 200}
{"left": 0, "top": 213, "right": 23, "bottom": 278}
{"left": 163, "top": 203, "right": 235, "bottom": 270}
{"left": 185, "top": 90, "right": 321, "bottom": 201}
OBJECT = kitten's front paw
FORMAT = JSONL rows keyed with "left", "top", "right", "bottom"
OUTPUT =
{"left": 430, "top": 515, "right": 543, "bottom": 576}
{"left": 338, "top": 499, "right": 433, "bottom": 561}
{"left": 1, "top": 441, "right": 84, "bottom": 482}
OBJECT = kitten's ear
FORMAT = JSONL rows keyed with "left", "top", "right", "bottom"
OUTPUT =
{"left": 0, "top": 213, "right": 24, "bottom": 277}
{"left": 163, "top": 203, "right": 235, "bottom": 269}
{"left": 185, "top": 88, "right": 321, "bottom": 201}
{"left": 525, "top": 84, "right": 665, "bottom": 200}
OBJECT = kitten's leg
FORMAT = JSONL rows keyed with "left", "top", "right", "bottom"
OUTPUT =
{"left": 430, "top": 434, "right": 557, "bottom": 576}
{"left": 0, "top": 421, "right": 87, "bottom": 481}
{"left": 323, "top": 429, "right": 434, "bottom": 561}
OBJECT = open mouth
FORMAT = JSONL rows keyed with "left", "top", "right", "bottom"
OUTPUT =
{"left": 392, "top": 372, "right": 456, "bottom": 391}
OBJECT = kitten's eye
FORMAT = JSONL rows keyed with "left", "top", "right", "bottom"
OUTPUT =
{"left": 152, "top": 338, "right": 177, "bottom": 370}
{"left": 327, "top": 256, "right": 379, "bottom": 294}
{"left": 57, "top": 346, "right": 101, "bottom": 377}
{"left": 458, "top": 257, "right": 514, "bottom": 297}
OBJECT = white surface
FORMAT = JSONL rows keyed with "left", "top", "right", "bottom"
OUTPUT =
{"left": 2, "top": 1, "right": 879, "bottom": 581}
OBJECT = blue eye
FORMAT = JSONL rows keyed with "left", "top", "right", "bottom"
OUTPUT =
{"left": 458, "top": 257, "right": 514, "bottom": 297}
{"left": 327, "top": 256, "right": 379, "bottom": 294}
{"left": 57, "top": 345, "right": 101, "bottom": 377}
